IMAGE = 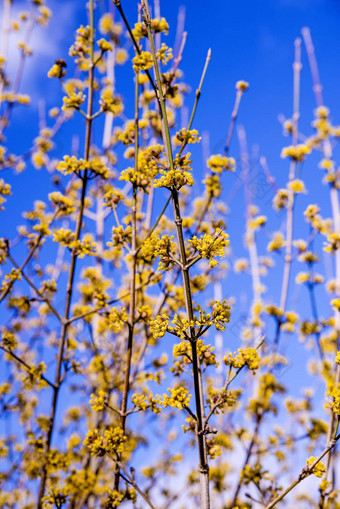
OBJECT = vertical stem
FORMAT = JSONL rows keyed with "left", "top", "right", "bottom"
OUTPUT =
{"left": 276, "top": 38, "right": 301, "bottom": 350}
{"left": 141, "top": 2, "right": 210, "bottom": 506}
{"left": 37, "top": 1, "right": 95, "bottom": 505}
{"left": 114, "top": 72, "right": 139, "bottom": 490}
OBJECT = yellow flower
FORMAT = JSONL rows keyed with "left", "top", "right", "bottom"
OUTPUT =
{"left": 97, "top": 38, "right": 113, "bottom": 52}
{"left": 273, "top": 189, "right": 289, "bottom": 210}
{"left": 62, "top": 91, "right": 85, "bottom": 110}
{"left": 132, "top": 51, "right": 153, "bottom": 72}
{"left": 324, "top": 233, "right": 340, "bottom": 253}
{"left": 331, "top": 298, "right": 340, "bottom": 311}
{"left": 100, "top": 88, "right": 123, "bottom": 116}
{"left": 174, "top": 128, "right": 201, "bottom": 145}
{"left": 47, "top": 59, "right": 67, "bottom": 79}
{"left": 305, "top": 456, "right": 326, "bottom": 478}
{"left": 224, "top": 347, "right": 261, "bottom": 372}
{"left": 207, "top": 154, "right": 235, "bottom": 173}
{"left": 236, "top": 80, "right": 249, "bottom": 92}
{"left": 89, "top": 390, "right": 106, "bottom": 412}
{"left": 157, "top": 43, "right": 173, "bottom": 64}
{"left": 150, "top": 314, "right": 170, "bottom": 339}
{"left": 163, "top": 387, "right": 191, "bottom": 410}
{"left": 132, "top": 18, "right": 169, "bottom": 41}
{"left": 234, "top": 258, "right": 249, "bottom": 273}
{"left": 295, "top": 272, "right": 310, "bottom": 284}
{"left": 288, "top": 178, "right": 307, "bottom": 194}
{"left": 188, "top": 230, "right": 229, "bottom": 267}
{"left": 267, "top": 232, "right": 285, "bottom": 252}
{"left": 281, "top": 144, "right": 311, "bottom": 162}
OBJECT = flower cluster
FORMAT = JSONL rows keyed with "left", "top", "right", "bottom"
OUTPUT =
{"left": 207, "top": 154, "right": 235, "bottom": 173}
{"left": 223, "top": 347, "right": 261, "bottom": 372}
{"left": 305, "top": 456, "right": 326, "bottom": 478}
{"left": 188, "top": 230, "right": 229, "bottom": 267}
{"left": 132, "top": 18, "right": 169, "bottom": 40}
{"left": 281, "top": 144, "right": 311, "bottom": 162}
{"left": 141, "top": 234, "right": 176, "bottom": 270}
{"left": 149, "top": 314, "right": 170, "bottom": 339}
{"left": 83, "top": 427, "right": 127, "bottom": 457}
{"left": 132, "top": 51, "right": 153, "bottom": 72}
{"left": 163, "top": 386, "right": 191, "bottom": 410}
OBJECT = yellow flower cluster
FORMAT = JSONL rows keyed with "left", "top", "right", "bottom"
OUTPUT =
{"left": 240, "top": 463, "right": 266, "bottom": 485}
{"left": 0, "top": 91, "right": 30, "bottom": 105}
{"left": 141, "top": 234, "right": 176, "bottom": 270}
{"left": 0, "top": 238, "right": 7, "bottom": 264}
{"left": 173, "top": 339, "right": 216, "bottom": 367}
{"left": 132, "top": 51, "right": 153, "bottom": 72}
{"left": 1, "top": 329, "right": 17, "bottom": 350}
{"left": 57, "top": 155, "right": 86, "bottom": 175}
{"left": 121, "top": 145, "right": 163, "bottom": 191}
{"left": 324, "top": 233, "right": 340, "bottom": 253}
{"left": 104, "top": 487, "right": 137, "bottom": 508}
{"left": 248, "top": 214, "right": 267, "bottom": 231}
{"left": 188, "top": 230, "right": 229, "bottom": 267}
{"left": 211, "top": 300, "right": 231, "bottom": 331}
{"left": 267, "top": 232, "right": 285, "bottom": 252}
{"left": 97, "top": 38, "right": 113, "bottom": 52}
{"left": 273, "top": 188, "right": 289, "bottom": 210}
{"left": 207, "top": 154, "right": 235, "bottom": 173}
{"left": 223, "top": 347, "right": 261, "bottom": 372}
{"left": 42, "top": 489, "right": 68, "bottom": 507}
{"left": 281, "top": 144, "right": 311, "bottom": 162}
{"left": 288, "top": 178, "right": 307, "bottom": 194}
{"left": 90, "top": 390, "right": 106, "bottom": 411}
{"left": 157, "top": 43, "right": 173, "bottom": 64}
{"left": 47, "top": 59, "right": 67, "bottom": 79}
{"left": 326, "top": 384, "right": 340, "bottom": 415}
{"left": 57, "top": 155, "right": 109, "bottom": 178}
{"left": 0, "top": 180, "right": 11, "bottom": 210}
{"left": 107, "top": 225, "right": 132, "bottom": 247}
{"left": 295, "top": 272, "right": 323, "bottom": 285}
{"left": 163, "top": 386, "right": 191, "bottom": 410}
{"left": 62, "top": 91, "right": 85, "bottom": 110}
{"left": 305, "top": 456, "right": 326, "bottom": 478}
{"left": 153, "top": 168, "right": 194, "bottom": 190}
{"left": 69, "top": 25, "right": 91, "bottom": 66}
{"left": 174, "top": 128, "right": 201, "bottom": 145}
{"left": 132, "top": 18, "right": 169, "bottom": 40}
{"left": 72, "top": 237, "right": 97, "bottom": 258}
{"left": 22, "top": 362, "right": 47, "bottom": 390}
{"left": 203, "top": 174, "right": 222, "bottom": 197}
{"left": 100, "top": 88, "right": 123, "bottom": 115}
{"left": 236, "top": 80, "right": 249, "bottom": 92}
{"left": 206, "top": 437, "right": 221, "bottom": 459}
{"left": 168, "top": 314, "right": 194, "bottom": 339}
{"left": 132, "top": 392, "right": 163, "bottom": 413}
{"left": 104, "top": 490, "right": 124, "bottom": 508}
{"left": 49, "top": 191, "right": 75, "bottom": 215}
{"left": 53, "top": 229, "right": 75, "bottom": 247}
{"left": 150, "top": 314, "right": 170, "bottom": 339}
{"left": 109, "top": 307, "right": 128, "bottom": 332}
{"left": 83, "top": 427, "right": 127, "bottom": 457}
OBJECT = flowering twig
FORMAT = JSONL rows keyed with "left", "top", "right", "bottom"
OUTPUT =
{"left": 37, "top": 0, "right": 96, "bottom": 505}
{"left": 265, "top": 430, "right": 340, "bottom": 509}
{"left": 141, "top": 1, "right": 210, "bottom": 505}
